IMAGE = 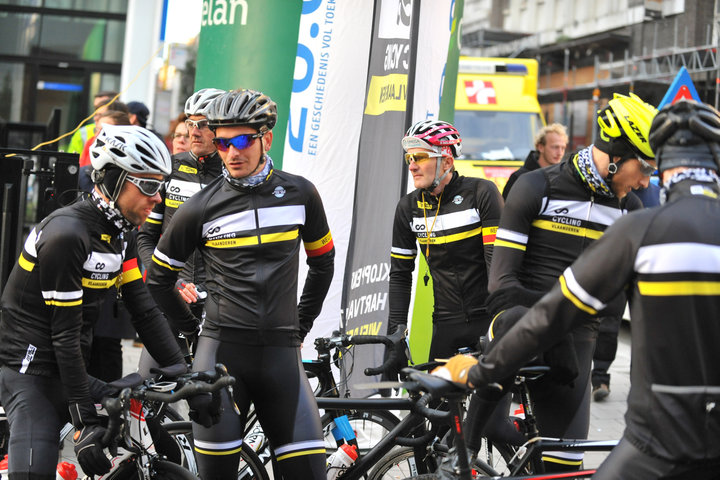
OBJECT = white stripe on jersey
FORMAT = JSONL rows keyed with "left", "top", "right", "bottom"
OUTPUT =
{"left": 83, "top": 251, "right": 122, "bottom": 274}
{"left": 41, "top": 289, "right": 83, "bottom": 301}
{"left": 411, "top": 208, "right": 480, "bottom": 234}
{"left": 202, "top": 211, "right": 257, "bottom": 237}
{"left": 636, "top": 243, "right": 720, "bottom": 274}
{"left": 153, "top": 248, "right": 185, "bottom": 269}
{"left": 496, "top": 228, "right": 528, "bottom": 245}
{"left": 543, "top": 199, "right": 624, "bottom": 227}
{"left": 258, "top": 205, "right": 306, "bottom": 228}
{"left": 563, "top": 267, "right": 606, "bottom": 311}
{"left": 23, "top": 227, "right": 40, "bottom": 257}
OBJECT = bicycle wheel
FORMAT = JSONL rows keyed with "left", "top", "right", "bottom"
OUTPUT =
{"left": 103, "top": 457, "right": 197, "bottom": 480}
{"left": 164, "top": 421, "right": 269, "bottom": 480}
{"left": 322, "top": 409, "right": 400, "bottom": 456}
{"left": 369, "top": 446, "right": 429, "bottom": 480}
{"left": 473, "top": 439, "right": 525, "bottom": 476}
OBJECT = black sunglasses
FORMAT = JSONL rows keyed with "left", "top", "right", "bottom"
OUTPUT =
{"left": 126, "top": 176, "right": 163, "bottom": 196}
{"left": 212, "top": 133, "right": 264, "bottom": 152}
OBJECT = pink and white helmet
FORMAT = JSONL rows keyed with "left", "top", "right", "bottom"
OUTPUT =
{"left": 402, "top": 120, "right": 463, "bottom": 158}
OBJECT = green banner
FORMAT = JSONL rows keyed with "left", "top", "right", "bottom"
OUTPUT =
{"left": 408, "top": 0, "right": 464, "bottom": 364}
{"left": 195, "top": 0, "right": 303, "bottom": 168}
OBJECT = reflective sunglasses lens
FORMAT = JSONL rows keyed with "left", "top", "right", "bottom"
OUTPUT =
{"left": 404, "top": 152, "right": 432, "bottom": 165}
{"left": 214, "top": 134, "right": 256, "bottom": 152}
{"left": 185, "top": 119, "right": 208, "bottom": 130}
{"left": 129, "top": 177, "right": 162, "bottom": 196}
{"left": 228, "top": 134, "right": 256, "bottom": 150}
{"left": 640, "top": 160, "right": 656, "bottom": 176}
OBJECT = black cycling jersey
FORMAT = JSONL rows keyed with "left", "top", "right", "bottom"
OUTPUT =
{"left": 388, "top": 172, "right": 502, "bottom": 334}
{"left": 502, "top": 149, "right": 541, "bottom": 199}
{"left": 147, "top": 167, "right": 335, "bottom": 344}
{"left": 0, "top": 198, "right": 183, "bottom": 418}
{"left": 137, "top": 150, "right": 223, "bottom": 284}
{"left": 474, "top": 177, "right": 720, "bottom": 467}
{"left": 490, "top": 147, "right": 642, "bottom": 302}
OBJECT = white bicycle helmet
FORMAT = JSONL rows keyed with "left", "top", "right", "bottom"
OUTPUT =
{"left": 90, "top": 125, "right": 171, "bottom": 205}
{"left": 91, "top": 124, "right": 171, "bottom": 176}
{"left": 184, "top": 88, "right": 226, "bottom": 116}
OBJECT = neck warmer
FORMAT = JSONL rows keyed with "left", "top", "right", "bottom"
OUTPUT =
{"left": 91, "top": 190, "right": 134, "bottom": 234}
{"left": 660, "top": 168, "right": 720, "bottom": 204}
{"left": 572, "top": 146, "right": 614, "bottom": 198}
{"left": 223, "top": 154, "right": 274, "bottom": 189}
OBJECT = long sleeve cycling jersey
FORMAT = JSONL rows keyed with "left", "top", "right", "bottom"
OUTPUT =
{"left": 388, "top": 172, "right": 503, "bottom": 331}
{"left": 472, "top": 178, "right": 720, "bottom": 463}
{"left": 147, "top": 168, "right": 335, "bottom": 345}
{"left": 137, "top": 151, "right": 223, "bottom": 284}
{"left": 489, "top": 147, "right": 642, "bottom": 310}
{"left": 0, "top": 198, "right": 183, "bottom": 414}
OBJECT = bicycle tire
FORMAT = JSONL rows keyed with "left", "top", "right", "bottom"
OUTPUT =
{"left": 369, "top": 446, "right": 428, "bottom": 480}
{"left": 473, "top": 439, "right": 530, "bottom": 477}
{"left": 103, "top": 458, "right": 197, "bottom": 480}
{"left": 164, "top": 421, "right": 269, "bottom": 480}
{"left": 321, "top": 409, "right": 400, "bottom": 456}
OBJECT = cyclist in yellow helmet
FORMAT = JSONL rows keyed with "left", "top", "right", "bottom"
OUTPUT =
{"left": 460, "top": 92, "right": 658, "bottom": 472}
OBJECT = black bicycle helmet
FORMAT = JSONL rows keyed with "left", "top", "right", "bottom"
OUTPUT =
{"left": 649, "top": 100, "right": 720, "bottom": 172}
{"left": 206, "top": 89, "right": 277, "bottom": 132}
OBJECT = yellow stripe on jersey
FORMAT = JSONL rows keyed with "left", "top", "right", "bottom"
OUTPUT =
{"left": 638, "top": 281, "right": 720, "bottom": 296}
{"left": 559, "top": 275, "right": 598, "bottom": 315}
{"left": 152, "top": 254, "right": 184, "bottom": 271}
{"left": 391, "top": 253, "right": 415, "bottom": 260}
{"left": 18, "top": 253, "right": 35, "bottom": 272}
{"left": 144, "top": 217, "right": 162, "bottom": 225}
{"left": 45, "top": 298, "right": 83, "bottom": 307}
{"left": 178, "top": 165, "right": 197, "bottom": 174}
{"left": 532, "top": 219, "right": 604, "bottom": 240}
{"left": 305, "top": 231, "right": 332, "bottom": 251}
{"left": 82, "top": 276, "right": 120, "bottom": 289}
{"left": 165, "top": 198, "right": 183, "bottom": 209}
{"left": 276, "top": 448, "right": 326, "bottom": 461}
{"left": 119, "top": 268, "right": 143, "bottom": 285}
{"left": 494, "top": 239, "right": 527, "bottom": 251}
{"left": 205, "top": 236, "right": 259, "bottom": 248}
{"left": 261, "top": 229, "right": 299, "bottom": 244}
{"left": 417, "top": 226, "right": 483, "bottom": 245}
{"left": 193, "top": 445, "right": 243, "bottom": 456}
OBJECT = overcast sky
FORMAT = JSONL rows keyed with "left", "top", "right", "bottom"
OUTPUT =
{"left": 165, "top": 0, "right": 202, "bottom": 44}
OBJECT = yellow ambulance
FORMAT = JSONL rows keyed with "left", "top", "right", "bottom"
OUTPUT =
{"left": 453, "top": 56, "right": 545, "bottom": 192}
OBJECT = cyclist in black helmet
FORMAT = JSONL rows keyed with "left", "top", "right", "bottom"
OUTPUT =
{"left": 0, "top": 125, "right": 185, "bottom": 479}
{"left": 444, "top": 99, "right": 720, "bottom": 479}
{"left": 146, "top": 88, "right": 334, "bottom": 480}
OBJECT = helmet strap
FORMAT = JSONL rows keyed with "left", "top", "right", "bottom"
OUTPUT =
{"left": 93, "top": 168, "right": 128, "bottom": 208}
{"left": 429, "top": 157, "right": 452, "bottom": 191}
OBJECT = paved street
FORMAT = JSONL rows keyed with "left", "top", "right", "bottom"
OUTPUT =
{"left": 122, "top": 321, "right": 632, "bottom": 473}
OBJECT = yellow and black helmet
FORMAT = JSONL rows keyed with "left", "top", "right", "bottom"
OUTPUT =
{"left": 596, "top": 92, "right": 657, "bottom": 160}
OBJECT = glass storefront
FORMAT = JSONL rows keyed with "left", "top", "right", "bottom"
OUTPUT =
{"left": 0, "top": 3, "right": 126, "bottom": 146}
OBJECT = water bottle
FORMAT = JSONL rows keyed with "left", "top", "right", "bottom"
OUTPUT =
{"left": 326, "top": 443, "right": 358, "bottom": 480}
{"left": 56, "top": 462, "right": 78, "bottom": 480}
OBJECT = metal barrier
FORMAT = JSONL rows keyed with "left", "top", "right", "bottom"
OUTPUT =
{"left": 0, "top": 149, "right": 80, "bottom": 293}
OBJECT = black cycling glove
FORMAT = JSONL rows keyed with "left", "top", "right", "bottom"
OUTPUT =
{"left": 187, "top": 391, "right": 222, "bottom": 428}
{"left": 69, "top": 402, "right": 111, "bottom": 476}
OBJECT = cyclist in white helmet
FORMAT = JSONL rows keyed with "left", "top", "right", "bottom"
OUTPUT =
{"left": 384, "top": 119, "right": 504, "bottom": 375}
{"left": 0, "top": 125, "right": 186, "bottom": 479}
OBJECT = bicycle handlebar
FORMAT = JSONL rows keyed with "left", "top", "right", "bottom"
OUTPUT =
{"left": 313, "top": 325, "right": 408, "bottom": 378}
{"left": 100, "top": 363, "right": 235, "bottom": 447}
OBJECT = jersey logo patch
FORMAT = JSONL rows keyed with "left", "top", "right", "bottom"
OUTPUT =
{"left": 178, "top": 165, "right": 198, "bottom": 174}
{"left": 452, "top": 195, "right": 463, "bottom": 205}
{"left": 273, "top": 186, "right": 286, "bottom": 198}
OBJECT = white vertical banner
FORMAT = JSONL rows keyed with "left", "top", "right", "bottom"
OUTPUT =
{"left": 283, "top": 1, "right": 374, "bottom": 356}
{"left": 409, "top": 0, "right": 455, "bottom": 134}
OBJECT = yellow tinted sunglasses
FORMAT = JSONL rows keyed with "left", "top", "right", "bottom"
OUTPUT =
{"left": 404, "top": 151, "right": 443, "bottom": 165}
